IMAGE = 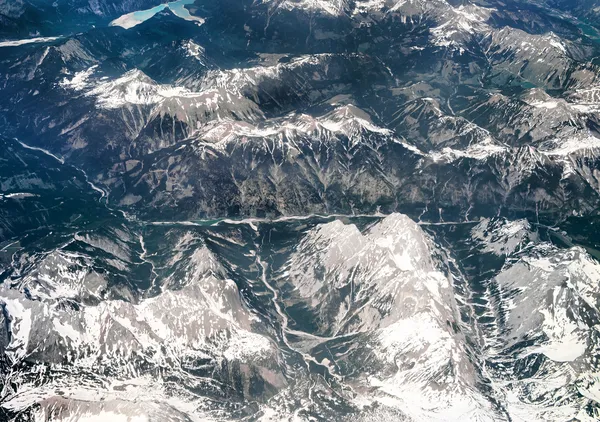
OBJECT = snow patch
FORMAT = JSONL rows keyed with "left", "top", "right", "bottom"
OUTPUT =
{"left": 59, "top": 66, "right": 98, "bottom": 91}
{"left": 0, "top": 36, "right": 61, "bottom": 47}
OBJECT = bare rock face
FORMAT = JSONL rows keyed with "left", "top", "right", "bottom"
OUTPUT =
{"left": 467, "top": 218, "right": 600, "bottom": 421}
{"left": 1, "top": 235, "right": 286, "bottom": 419}
{"left": 2, "top": 198, "right": 600, "bottom": 420}
{"left": 278, "top": 214, "right": 500, "bottom": 421}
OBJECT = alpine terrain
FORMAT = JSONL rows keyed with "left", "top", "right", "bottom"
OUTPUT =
{"left": 0, "top": 0, "right": 600, "bottom": 420}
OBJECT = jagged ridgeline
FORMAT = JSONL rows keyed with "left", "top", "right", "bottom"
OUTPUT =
{"left": 1, "top": 0, "right": 600, "bottom": 420}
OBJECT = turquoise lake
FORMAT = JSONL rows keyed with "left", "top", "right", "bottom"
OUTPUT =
{"left": 110, "top": 0, "right": 202, "bottom": 29}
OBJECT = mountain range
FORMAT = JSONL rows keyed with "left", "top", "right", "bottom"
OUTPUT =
{"left": 1, "top": 0, "right": 600, "bottom": 420}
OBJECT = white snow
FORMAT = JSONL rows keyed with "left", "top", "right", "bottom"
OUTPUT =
{"left": 59, "top": 66, "right": 98, "bottom": 91}
{"left": 0, "top": 192, "right": 38, "bottom": 199}
{"left": 1, "top": 299, "right": 32, "bottom": 360}
{"left": 15, "top": 139, "right": 64, "bottom": 164}
{"left": 260, "top": 0, "right": 350, "bottom": 16}
{"left": 0, "top": 239, "right": 277, "bottom": 418}
{"left": 430, "top": 4, "right": 494, "bottom": 50}
{"left": 279, "top": 214, "right": 495, "bottom": 420}
{"left": 485, "top": 243, "right": 600, "bottom": 419}
{"left": 430, "top": 138, "right": 507, "bottom": 162}
{"left": 541, "top": 135, "right": 600, "bottom": 156}
{"left": 85, "top": 70, "right": 191, "bottom": 108}
{"left": 0, "top": 36, "right": 61, "bottom": 47}
{"left": 534, "top": 307, "right": 587, "bottom": 362}
{"left": 530, "top": 100, "right": 559, "bottom": 109}
{"left": 548, "top": 34, "right": 567, "bottom": 54}
{"left": 182, "top": 40, "right": 205, "bottom": 63}
{"left": 471, "top": 218, "right": 531, "bottom": 255}
{"left": 60, "top": 411, "right": 148, "bottom": 422}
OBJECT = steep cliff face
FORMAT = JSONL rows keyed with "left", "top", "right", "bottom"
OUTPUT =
{"left": 277, "top": 214, "right": 498, "bottom": 421}
{"left": 3, "top": 199, "right": 599, "bottom": 420}
{"left": 467, "top": 218, "right": 600, "bottom": 420}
